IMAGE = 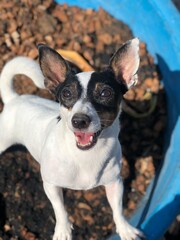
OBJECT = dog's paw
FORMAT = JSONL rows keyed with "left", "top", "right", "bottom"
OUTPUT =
{"left": 53, "top": 224, "right": 72, "bottom": 240}
{"left": 116, "top": 221, "right": 145, "bottom": 240}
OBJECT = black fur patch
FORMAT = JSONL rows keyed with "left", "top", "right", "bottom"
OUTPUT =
{"left": 87, "top": 69, "right": 126, "bottom": 128}
{"left": 57, "top": 116, "right": 61, "bottom": 122}
{"left": 55, "top": 73, "right": 82, "bottom": 109}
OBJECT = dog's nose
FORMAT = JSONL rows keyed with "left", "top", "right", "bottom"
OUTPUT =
{"left": 72, "top": 113, "right": 91, "bottom": 129}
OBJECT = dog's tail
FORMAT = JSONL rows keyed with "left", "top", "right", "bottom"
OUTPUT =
{"left": 0, "top": 57, "right": 45, "bottom": 104}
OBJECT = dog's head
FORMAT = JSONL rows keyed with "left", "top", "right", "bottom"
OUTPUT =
{"left": 38, "top": 38, "right": 139, "bottom": 150}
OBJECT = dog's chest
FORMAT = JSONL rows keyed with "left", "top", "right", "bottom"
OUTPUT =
{"left": 39, "top": 119, "right": 121, "bottom": 190}
{"left": 40, "top": 142, "right": 121, "bottom": 190}
{"left": 41, "top": 154, "right": 102, "bottom": 190}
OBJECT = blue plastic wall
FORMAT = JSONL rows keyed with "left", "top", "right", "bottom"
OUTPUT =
{"left": 56, "top": 1, "right": 180, "bottom": 239}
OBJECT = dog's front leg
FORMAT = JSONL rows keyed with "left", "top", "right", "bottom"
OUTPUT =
{"left": 105, "top": 178, "right": 144, "bottom": 240}
{"left": 43, "top": 182, "right": 72, "bottom": 240}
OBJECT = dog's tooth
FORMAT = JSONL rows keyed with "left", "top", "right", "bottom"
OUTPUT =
{"left": 90, "top": 136, "right": 93, "bottom": 142}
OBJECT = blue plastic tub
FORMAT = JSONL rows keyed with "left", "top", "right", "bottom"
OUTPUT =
{"left": 56, "top": 1, "right": 180, "bottom": 239}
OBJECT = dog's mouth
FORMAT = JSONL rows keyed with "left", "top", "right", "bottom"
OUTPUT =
{"left": 74, "top": 130, "right": 101, "bottom": 150}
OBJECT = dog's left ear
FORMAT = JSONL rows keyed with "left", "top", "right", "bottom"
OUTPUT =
{"left": 110, "top": 38, "right": 140, "bottom": 89}
{"left": 38, "top": 44, "right": 69, "bottom": 92}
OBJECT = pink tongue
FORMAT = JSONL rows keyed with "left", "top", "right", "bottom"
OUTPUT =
{"left": 74, "top": 132, "right": 94, "bottom": 145}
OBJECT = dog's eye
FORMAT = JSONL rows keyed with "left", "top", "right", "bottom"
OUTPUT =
{"left": 100, "top": 88, "right": 112, "bottom": 98}
{"left": 62, "top": 88, "right": 72, "bottom": 99}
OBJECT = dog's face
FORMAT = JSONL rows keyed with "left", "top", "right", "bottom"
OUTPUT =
{"left": 38, "top": 38, "right": 139, "bottom": 150}
{"left": 56, "top": 70, "right": 126, "bottom": 150}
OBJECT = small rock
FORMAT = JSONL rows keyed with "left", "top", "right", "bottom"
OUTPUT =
{"left": 98, "top": 33, "right": 113, "bottom": 45}
{"left": 4, "top": 224, "right": 11, "bottom": 232}
{"left": 38, "top": 13, "right": 57, "bottom": 35}
{"left": 78, "top": 202, "right": 92, "bottom": 211}
{"left": 28, "top": 48, "right": 38, "bottom": 59}
{"left": 128, "top": 200, "right": 136, "bottom": 210}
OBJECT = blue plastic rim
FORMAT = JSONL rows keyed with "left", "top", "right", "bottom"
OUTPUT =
{"left": 56, "top": 1, "right": 180, "bottom": 239}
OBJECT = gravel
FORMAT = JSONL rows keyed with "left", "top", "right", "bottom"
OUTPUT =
{"left": 0, "top": 1, "right": 176, "bottom": 240}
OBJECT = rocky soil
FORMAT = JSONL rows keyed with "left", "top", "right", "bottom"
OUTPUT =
{"left": 0, "top": 0, "right": 178, "bottom": 239}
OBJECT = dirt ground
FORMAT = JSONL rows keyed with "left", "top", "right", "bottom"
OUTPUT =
{"left": 0, "top": 1, "right": 179, "bottom": 239}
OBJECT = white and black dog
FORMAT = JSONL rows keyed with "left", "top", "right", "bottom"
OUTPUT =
{"left": 0, "top": 38, "right": 144, "bottom": 240}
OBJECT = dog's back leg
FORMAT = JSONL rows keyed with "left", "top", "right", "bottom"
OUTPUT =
{"left": 0, "top": 114, "right": 14, "bottom": 154}
{"left": 0, "top": 138, "right": 12, "bottom": 155}
{"left": 0, "top": 140, "right": 12, "bottom": 155}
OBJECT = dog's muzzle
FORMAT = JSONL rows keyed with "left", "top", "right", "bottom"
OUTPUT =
{"left": 71, "top": 113, "right": 101, "bottom": 150}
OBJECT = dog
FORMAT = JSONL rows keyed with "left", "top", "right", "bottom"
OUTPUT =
{"left": 0, "top": 38, "right": 144, "bottom": 240}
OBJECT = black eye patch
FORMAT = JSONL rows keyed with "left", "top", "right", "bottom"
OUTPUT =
{"left": 87, "top": 70, "right": 125, "bottom": 128}
{"left": 55, "top": 74, "right": 82, "bottom": 109}
{"left": 93, "top": 83, "right": 115, "bottom": 106}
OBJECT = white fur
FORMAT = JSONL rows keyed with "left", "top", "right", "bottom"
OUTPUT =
{"left": 0, "top": 44, "right": 143, "bottom": 240}
{"left": 0, "top": 56, "right": 45, "bottom": 103}
{"left": 61, "top": 72, "right": 101, "bottom": 134}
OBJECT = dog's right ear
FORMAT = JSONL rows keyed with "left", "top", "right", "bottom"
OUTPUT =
{"left": 38, "top": 44, "right": 69, "bottom": 93}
